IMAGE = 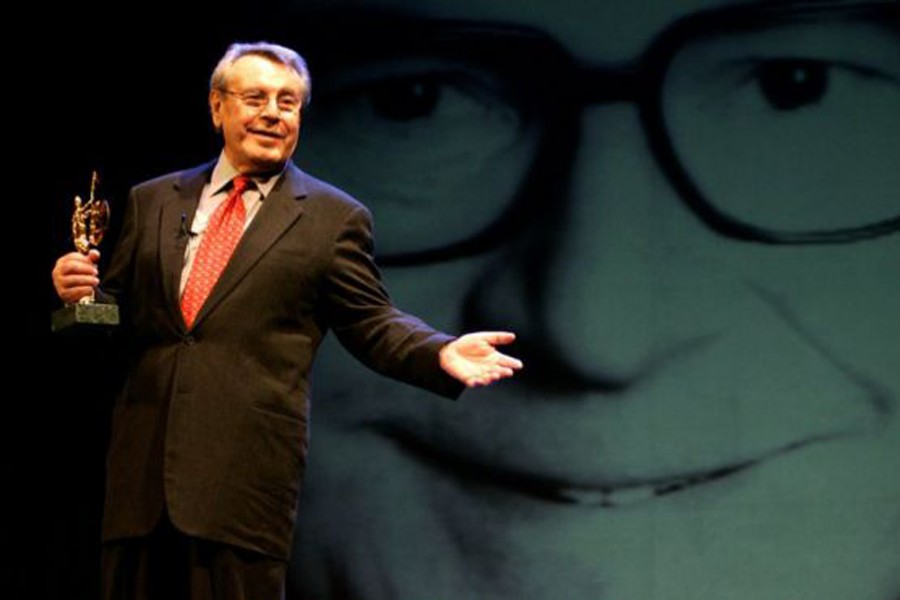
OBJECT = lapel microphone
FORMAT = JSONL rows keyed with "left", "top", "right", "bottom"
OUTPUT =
{"left": 179, "top": 211, "right": 194, "bottom": 240}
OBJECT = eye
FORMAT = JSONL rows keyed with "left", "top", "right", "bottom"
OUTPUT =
{"left": 753, "top": 59, "right": 829, "bottom": 110}
{"left": 300, "top": 59, "right": 540, "bottom": 257}
{"left": 277, "top": 95, "right": 302, "bottom": 112}
{"left": 367, "top": 79, "right": 441, "bottom": 121}
{"left": 662, "top": 23, "right": 900, "bottom": 234}
{"left": 242, "top": 92, "right": 268, "bottom": 107}
{"left": 310, "top": 62, "right": 528, "bottom": 146}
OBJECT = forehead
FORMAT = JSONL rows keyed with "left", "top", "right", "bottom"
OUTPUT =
{"left": 288, "top": 0, "right": 765, "bottom": 60}
{"left": 225, "top": 54, "right": 302, "bottom": 90}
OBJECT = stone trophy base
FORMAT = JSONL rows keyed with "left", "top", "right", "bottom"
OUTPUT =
{"left": 51, "top": 302, "right": 120, "bottom": 333}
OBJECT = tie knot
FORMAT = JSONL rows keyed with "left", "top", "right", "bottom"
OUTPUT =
{"left": 232, "top": 176, "right": 252, "bottom": 196}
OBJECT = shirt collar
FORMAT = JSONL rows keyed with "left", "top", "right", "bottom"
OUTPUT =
{"left": 209, "top": 151, "right": 285, "bottom": 199}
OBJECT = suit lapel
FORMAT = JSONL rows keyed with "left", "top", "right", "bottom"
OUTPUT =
{"left": 160, "top": 162, "right": 212, "bottom": 331}
{"left": 189, "top": 162, "right": 309, "bottom": 329}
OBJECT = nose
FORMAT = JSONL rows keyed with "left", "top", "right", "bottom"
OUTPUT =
{"left": 465, "top": 105, "right": 720, "bottom": 387}
{"left": 259, "top": 95, "right": 282, "bottom": 119}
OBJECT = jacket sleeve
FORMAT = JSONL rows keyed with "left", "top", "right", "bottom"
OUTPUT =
{"left": 96, "top": 187, "right": 140, "bottom": 312}
{"left": 322, "top": 204, "right": 464, "bottom": 399}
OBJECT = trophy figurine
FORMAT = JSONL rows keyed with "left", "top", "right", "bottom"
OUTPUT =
{"left": 51, "top": 171, "right": 120, "bottom": 332}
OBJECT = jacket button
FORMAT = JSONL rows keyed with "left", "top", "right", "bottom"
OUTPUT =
{"left": 183, "top": 335, "right": 196, "bottom": 346}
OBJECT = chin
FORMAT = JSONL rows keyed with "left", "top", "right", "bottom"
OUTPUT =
{"left": 246, "top": 154, "right": 289, "bottom": 172}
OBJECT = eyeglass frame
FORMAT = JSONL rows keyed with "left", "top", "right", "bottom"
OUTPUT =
{"left": 295, "top": 1, "right": 900, "bottom": 266}
{"left": 219, "top": 88, "right": 304, "bottom": 116}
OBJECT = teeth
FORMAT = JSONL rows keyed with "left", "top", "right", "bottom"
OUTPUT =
{"left": 603, "top": 485, "right": 659, "bottom": 506}
{"left": 557, "top": 484, "right": 658, "bottom": 507}
{"left": 555, "top": 488, "right": 609, "bottom": 505}
{"left": 556, "top": 472, "right": 722, "bottom": 507}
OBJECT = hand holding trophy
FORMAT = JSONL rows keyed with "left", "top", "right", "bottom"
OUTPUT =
{"left": 51, "top": 172, "right": 120, "bottom": 332}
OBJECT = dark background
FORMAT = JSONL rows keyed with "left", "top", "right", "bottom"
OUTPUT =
{"left": 18, "top": 17, "right": 289, "bottom": 599}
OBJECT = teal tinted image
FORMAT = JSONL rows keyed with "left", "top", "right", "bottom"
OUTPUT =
{"left": 287, "top": 1, "right": 900, "bottom": 599}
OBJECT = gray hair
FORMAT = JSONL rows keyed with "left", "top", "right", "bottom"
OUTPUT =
{"left": 210, "top": 42, "right": 311, "bottom": 108}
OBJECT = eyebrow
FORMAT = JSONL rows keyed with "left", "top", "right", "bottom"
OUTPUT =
{"left": 290, "top": 1, "right": 895, "bottom": 64}
{"left": 289, "top": 1, "right": 895, "bottom": 45}
{"left": 706, "top": 0, "right": 886, "bottom": 7}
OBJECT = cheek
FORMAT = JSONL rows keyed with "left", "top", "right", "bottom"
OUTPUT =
{"left": 384, "top": 259, "right": 491, "bottom": 328}
{"left": 220, "top": 107, "right": 245, "bottom": 132}
{"left": 725, "top": 238, "right": 900, "bottom": 389}
{"left": 222, "top": 119, "right": 249, "bottom": 146}
{"left": 286, "top": 122, "right": 302, "bottom": 145}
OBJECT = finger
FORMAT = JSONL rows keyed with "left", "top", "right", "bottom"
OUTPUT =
{"left": 59, "top": 250, "right": 92, "bottom": 262}
{"left": 59, "top": 261, "right": 99, "bottom": 277}
{"left": 494, "top": 354, "right": 524, "bottom": 370}
{"left": 56, "top": 253, "right": 99, "bottom": 275}
{"left": 473, "top": 331, "right": 517, "bottom": 346}
{"left": 464, "top": 370, "right": 489, "bottom": 387}
{"left": 62, "top": 274, "right": 101, "bottom": 288}
{"left": 61, "top": 286, "right": 97, "bottom": 304}
{"left": 466, "top": 367, "right": 514, "bottom": 387}
{"left": 87, "top": 249, "right": 101, "bottom": 264}
{"left": 488, "top": 367, "right": 515, "bottom": 379}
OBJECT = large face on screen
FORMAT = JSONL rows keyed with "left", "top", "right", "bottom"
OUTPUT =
{"left": 289, "top": 1, "right": 900, "bottom": 599}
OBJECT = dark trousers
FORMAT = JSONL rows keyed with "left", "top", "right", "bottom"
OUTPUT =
{"left": 101, "top": 515, "right": 287, "bottom": 600}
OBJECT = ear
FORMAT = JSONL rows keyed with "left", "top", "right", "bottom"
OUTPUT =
{"left": 209, "top": 89, "right": 224, "bottom": 132}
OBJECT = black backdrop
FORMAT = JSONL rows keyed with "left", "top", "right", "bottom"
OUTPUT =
{"left": 20, "top": 17, "right": 284, "bottom": 599}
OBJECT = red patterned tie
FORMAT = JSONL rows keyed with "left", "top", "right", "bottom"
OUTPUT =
{"left": 180, "top": 176, "right": 250, "bottom": 328}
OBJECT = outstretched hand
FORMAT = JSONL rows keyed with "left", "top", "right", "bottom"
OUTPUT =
{"left": 439, "top": 332, "right": 523, "bottom": 388}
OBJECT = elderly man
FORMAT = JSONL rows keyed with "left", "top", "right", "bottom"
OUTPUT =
{"left": 51, "top": 42, "right": 521, "bottom": 600}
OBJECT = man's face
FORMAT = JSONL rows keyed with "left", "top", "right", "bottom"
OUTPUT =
{"left": 210, "top": 54, "right": 303, "bottom": 174}
{"left": 291, "top": 1, "right": 900, "bottom": 599}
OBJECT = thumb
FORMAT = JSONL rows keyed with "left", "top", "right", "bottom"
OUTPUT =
{"left": 476, "top": 331, "right": 517, "bottom": 346}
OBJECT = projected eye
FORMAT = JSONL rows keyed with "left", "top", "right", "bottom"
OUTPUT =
{"left": 731, "top": 56, "right": 898, "bottom": 117}
{"left": 301, "top": 58, "right": 539, "bottom": 257}
{"left": 310, "top": 63, "right": 524, "bottom": 149}
{"left": 366, "top": 78, "right": 442, "bottom": 121}
{"left": 753, "top": 59, "right": 829, "bottom": 110}
{"left": 662, "top": 19, "right": 900, "bottom": 233}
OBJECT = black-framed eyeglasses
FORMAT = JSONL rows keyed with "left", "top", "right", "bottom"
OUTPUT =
{"left": 295, "top": 1, "right": 899, "bottom": 265}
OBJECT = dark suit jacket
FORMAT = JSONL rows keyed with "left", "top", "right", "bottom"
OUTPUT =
{"left": 99, "top": 160, "right": 462, "bottom": 559}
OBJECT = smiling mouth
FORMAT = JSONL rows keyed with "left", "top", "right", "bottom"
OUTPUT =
{"left": 375, "top": 424, "right": 823, "bottom": 508}
{"left": 553, "top": 461, "right": 755, "bottom": 507}
{"left": 249, "top": 129, "right": 284, "bottom": 140}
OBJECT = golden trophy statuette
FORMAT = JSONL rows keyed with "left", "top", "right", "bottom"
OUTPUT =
{"left": 51, "top": 171, "right": 120, "bottom": 332}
